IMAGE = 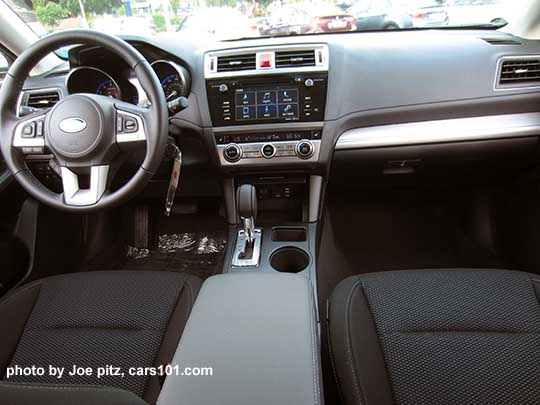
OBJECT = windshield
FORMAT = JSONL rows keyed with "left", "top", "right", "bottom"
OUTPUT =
{"left": 2, "top": 0, "right": 524, "bottom": 42}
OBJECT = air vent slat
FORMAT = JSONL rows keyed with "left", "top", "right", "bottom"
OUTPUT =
{"left": 217, "top": 53, "right": 256, "bottom": 73}
{"left": 25, "top": 90, "right": 61, "bottom": 109}
{"left": 275, "top": 50, "right": 316, "bottom": 68}
{"left": 498, "top": 58, "right": 540, "bottom": 86}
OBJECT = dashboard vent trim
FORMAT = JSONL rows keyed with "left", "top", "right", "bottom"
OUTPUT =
{"left": 496, "top": 56, "right": 540, "bottom": 90}
{"left": 205, "top": 44, "right": 328, "bottom": 78}
{"left": 24, "top": 89, "right": 62, "bottom": 109}
{"left": 275, "top": 49, "right": 316, "bottom": 68}
{"left": 217, "top": 53, "right": 257, "bottom": 73}
{"left": 18, "top": 88, "right": 63, "bottom": 117}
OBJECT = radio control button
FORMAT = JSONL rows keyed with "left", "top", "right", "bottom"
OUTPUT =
{"left": 305, "top": 78, "right": 314, "bottom": 87}
{"left": 223, "top": 144, "right": 242, "bottom": 162}
{"left": 261, "top": 143, "right": 276, "bottom": 159}
{"left": 296, "top": 140, "right": 314, "bottom": 159}
{"left": 218, "top": 84, "right": 229, "bottom": 93}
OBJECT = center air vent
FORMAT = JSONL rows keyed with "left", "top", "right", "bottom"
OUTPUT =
{"left": 275, "top": 50, "right": 316, "bottom": 68}
{"left": 217, "top": 54, "right": 256, "bottom": 73}
{"left": 24, "top": 90, "right": 61, "bottom": 109}
{"left": 205, "top": 45, "right": 328, "bottom": 78}
{"left": 498, "top": 58, "right": 540, "bottom": 87}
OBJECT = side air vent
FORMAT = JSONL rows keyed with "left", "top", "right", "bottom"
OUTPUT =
{"left": 24, "top": 90, "right": 61, "bottom": 109}
{"left": 498, "top": 58, "right": 540, "bottom": 87}
{"left": 217, "top": 54, "right": 256, "bottom": 72}
{"left": 275, "top": 49, "right": 316, "bottom": 68}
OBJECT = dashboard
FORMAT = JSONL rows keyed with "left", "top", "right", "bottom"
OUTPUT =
{"left": 15, "top": 29, "right": 540, "bottom": 193}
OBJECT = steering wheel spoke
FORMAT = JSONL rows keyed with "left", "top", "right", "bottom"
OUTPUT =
{"left": 60, "top": 165, "right": 109, "bottom": 206}
{"left": 13, "top": 113, "right": 47, "bottom": 155}
{"left": 115, "top": 103, "right": 148, "bottom": 146}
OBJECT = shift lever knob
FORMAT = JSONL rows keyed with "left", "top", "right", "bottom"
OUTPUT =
{"left": 237, "top": 184, "right": 257, "bottom": 220}
{"left": 237, "top": 184, "right": 257, "bottom": 246}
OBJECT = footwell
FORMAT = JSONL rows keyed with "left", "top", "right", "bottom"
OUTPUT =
{"left": 123, "top": 232, "right": 227, "bottom": 279}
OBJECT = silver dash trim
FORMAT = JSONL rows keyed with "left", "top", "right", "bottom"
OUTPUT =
{"left": 335, "top": 113, "right": 540, "bottom": 150}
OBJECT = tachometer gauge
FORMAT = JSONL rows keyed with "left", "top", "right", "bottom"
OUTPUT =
{"left": 161, "top": 74, "right": 185, "bottom": 101}
{"left": 67, "top": 67, "right": 122, "bottom": 100}
{"left": 96, "top": 79, "right": 121, "bottom": 99}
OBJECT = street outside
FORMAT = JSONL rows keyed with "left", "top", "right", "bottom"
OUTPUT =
{"left": 5, "top": 0, "right": 525, "bottom": 41}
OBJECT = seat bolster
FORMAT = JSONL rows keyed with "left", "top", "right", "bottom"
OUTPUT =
{"left": 0, "top": 281, "right": 42, "bottom": 378}
{"left": 143, "top": 274, "right": 203, "bottom": 404}
{"left": 328, "top": 276, "right": 394, "bottom": 405}
{"left": 0, "top": 382, "right": 147, "bottom": 405}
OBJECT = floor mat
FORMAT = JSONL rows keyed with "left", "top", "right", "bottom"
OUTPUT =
{"left": 122, "top": 232, "right": 227, "bottom": 280}
{"left": 82, "top": 201, "right": 228, "bottom": 280}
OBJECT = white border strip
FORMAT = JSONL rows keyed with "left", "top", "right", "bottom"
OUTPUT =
{"left": 335, "top": 112, "right": 540, "bottom": 150}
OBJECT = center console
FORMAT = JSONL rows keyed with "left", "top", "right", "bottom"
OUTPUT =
{"left": 205, "top": 44, "right": 328, "bottom": 167}
{"left": 158, "top": 272, "right": 322, "bottom": 405}
{"left": 205, "top": 45, "right": 327, "bottom": 302}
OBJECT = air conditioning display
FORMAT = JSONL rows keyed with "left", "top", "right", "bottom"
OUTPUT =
{"left": 235, "top": 88, "right": 299, "bottom": 121}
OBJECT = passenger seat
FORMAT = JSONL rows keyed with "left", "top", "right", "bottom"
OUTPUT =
{"left": 327, "top": 269, "right": 540, "bottom": 404}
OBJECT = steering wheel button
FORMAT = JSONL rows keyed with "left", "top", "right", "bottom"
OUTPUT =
{"left": 36, "top": 120, "right": 44, "bottom": 137}
{"left": 116, "top": 115, "right": 124, "bottom": 132}
{"left": 124, "top": 118, "right": 138, "bottom": 133}
{"left": 22, "top": 123, "right": 35, "bottom": 138}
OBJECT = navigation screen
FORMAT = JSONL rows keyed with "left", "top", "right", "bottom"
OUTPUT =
{"left": 235, "top": 89, "right": 299, "bottom": 121}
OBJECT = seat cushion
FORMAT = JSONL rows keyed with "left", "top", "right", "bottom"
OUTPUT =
{"left": 328, "top": 269, "right": 540, "bottom": 405}
{"left": 0, "top": 271, "right": 202, "bottom": 404}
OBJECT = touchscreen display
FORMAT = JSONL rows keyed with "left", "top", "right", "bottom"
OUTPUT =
{"left": 235, "top": 89, "right": 299, "bottom": 121}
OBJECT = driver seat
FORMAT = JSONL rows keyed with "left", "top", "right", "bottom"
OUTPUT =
{"left": 0, "top": 270, "right": 202, "bottom": 404}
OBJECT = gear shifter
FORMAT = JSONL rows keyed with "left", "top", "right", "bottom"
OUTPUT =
{"left": 232, "top": 184, "right": 262, "bottom": 267}
{"left": 237, "top": 184, "right": 257, "bottom": 246}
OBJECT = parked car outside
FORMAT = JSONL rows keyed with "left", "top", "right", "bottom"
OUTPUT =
{"left": 259, "top": 6, "right": 312, "bottom": 36}
{"left": 445, "top": 0, "right": 514, "bottom": 26}
{"left": 403, "top": 0, "right": 449, "bottom": 27}
{"left": 306, "top": 3, "right": 357, "bottom": 32}
{"left": 348, "top": 0, "right": 414, "bottom": 30}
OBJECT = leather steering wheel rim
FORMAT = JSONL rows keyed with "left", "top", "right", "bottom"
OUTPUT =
{"left": 0, "top": 29, "right": 168, "bottom": 212}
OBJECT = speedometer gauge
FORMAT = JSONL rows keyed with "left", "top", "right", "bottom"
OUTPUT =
{"left": 96, "top": 79, "right": 120, "bottom": 98}
{"left": 161, "top": 74, "right": 185, "bottom": 101}
{"left": 151, "top": 60, "right": 191, "bottom": 107}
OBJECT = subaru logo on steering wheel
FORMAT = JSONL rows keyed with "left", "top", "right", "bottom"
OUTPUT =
{"left": 59, "top": 117, "right": 87, "bottom": 133}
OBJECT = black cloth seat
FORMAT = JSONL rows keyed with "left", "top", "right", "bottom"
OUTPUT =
{"left": 328, "top": 269, "right": 540, "bottom": 405}
{"left": 0, "top": 270, "right": 202, "bottom": 405}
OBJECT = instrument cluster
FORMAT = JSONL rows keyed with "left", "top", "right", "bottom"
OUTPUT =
{"left": 66, "top": 60, "right": 190, "bottom": 108}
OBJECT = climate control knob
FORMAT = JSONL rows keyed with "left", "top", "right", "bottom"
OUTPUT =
{"left": 261, "top": 143, "right": 276, "bottom": 159}
{"left": 295, "top": 140, "right": 314, "bottom": 159}
{"left": 223, "top": 143, "right": 241, "bottom": 162}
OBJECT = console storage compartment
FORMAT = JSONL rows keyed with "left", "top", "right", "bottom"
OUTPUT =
{"left": 272, "top": 227, "right": 307, "bottom": 242}
{"left": 157, "top": 273, "right": 322, "bottom": 405}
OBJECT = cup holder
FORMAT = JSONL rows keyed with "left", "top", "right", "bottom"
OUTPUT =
{"left": 270, "top": 247, "right": 310, "bottom": 273}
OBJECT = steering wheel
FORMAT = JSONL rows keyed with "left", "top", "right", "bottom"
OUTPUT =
{"left": 0, "top": 30, "right": 168, "bottom": 212}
